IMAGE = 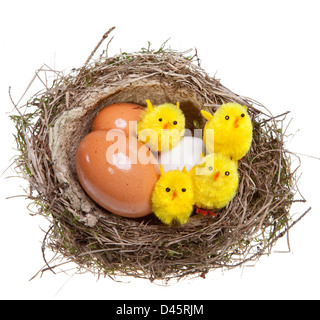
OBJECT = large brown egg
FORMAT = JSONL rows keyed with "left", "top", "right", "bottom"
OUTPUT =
{"left": 91, "top": 103, "right": 143, "bottom": 136}
{"left": 76, "top": 130, "right": 159, "bottom": 218}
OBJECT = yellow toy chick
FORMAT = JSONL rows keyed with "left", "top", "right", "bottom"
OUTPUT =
{"left": 201, "top": 103, "right": 253, "bottom": 161}
{"left": 190, "top": 153, "right": 239, "bottom": 215}
{"left": 152, "top": 165, "right": 194, "bottom": 226}
{"left": 137, "top": 99, "right": 185, "bottom": 152}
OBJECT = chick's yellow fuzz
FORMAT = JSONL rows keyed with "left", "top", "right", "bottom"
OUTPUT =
{"left": 137, "top": 100, "right": 185, "bottom": 152}
{"left": 152, "top": 167, "right": 194, "bottom": 226}
{"left": 190, "top": 153, "right": 239, "bottom": 210}
{"left": 202, "top": 103, "right": 253, "bottom": 161}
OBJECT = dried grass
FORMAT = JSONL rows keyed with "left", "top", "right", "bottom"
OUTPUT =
{"left": 10, "top": 28, "right": 310, "bottom": 282}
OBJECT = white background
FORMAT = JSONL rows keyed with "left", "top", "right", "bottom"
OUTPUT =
{"left": 1, "top": 0, "right": 320, "bottom": 300}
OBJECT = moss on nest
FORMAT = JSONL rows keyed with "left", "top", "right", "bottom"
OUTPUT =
{"left": 10, "top": 28, "right": 310, "bottom": 282}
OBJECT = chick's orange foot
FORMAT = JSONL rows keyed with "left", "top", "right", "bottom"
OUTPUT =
{"left": 194, "top": 205, "right": 217, "bottom": 217}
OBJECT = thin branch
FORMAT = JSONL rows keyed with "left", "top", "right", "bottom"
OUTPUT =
{"left": 82, "top": 27, "right": 116, "bottom": 69}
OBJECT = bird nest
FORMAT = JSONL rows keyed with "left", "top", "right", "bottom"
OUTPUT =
{"left": 11, "top": 28, "right": 309, "bottom": 282}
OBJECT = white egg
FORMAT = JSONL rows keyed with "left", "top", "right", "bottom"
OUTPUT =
{"left": 159, "top": 136, "right": 205, "bottom": 172}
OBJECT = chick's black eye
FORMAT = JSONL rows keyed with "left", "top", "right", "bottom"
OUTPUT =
{"left": 182, "top": 188, "right": 186, "bottom": 192}
{"left": 159, "top": 118, "right": 163, "bottom": 122}
{"left": 208, "top": 166, "right": 213, "bottom": 171}
{"left": 225, "top": 171, "right": 230, "bottom": 176}
{"left": 173, "top": 121, "right": 178, "bottom": 125}
{"left": 241, "top": 113, "right": 245, "bottom": 118}
{"left": 166, "top": 187, "right": 170, "bottom": 192}
{"left": 225, "top": 115, "right": 230, "bottom": 120}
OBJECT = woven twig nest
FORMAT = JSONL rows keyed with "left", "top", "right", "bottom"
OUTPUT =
{"left": 11, "top": 28, "right": 308, "bottom": 281}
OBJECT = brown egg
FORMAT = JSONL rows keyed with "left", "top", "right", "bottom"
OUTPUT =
{"left": 91, "top": 103, "right": 143, "bottom": 136}
{"left": 76, "top": 130, "right": 159, "bottom": 218}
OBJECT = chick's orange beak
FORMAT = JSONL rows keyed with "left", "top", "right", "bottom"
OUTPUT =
{"left": 163, "top": 122, "right": 170, "bottom": 130}
{"left": 172, "top": 190, "right": 177, "bottom": 200}
{"left": 214, "top": 172, "right": 220, "bottom": 181}
{"left": 234, "top": 118, "right": 240, "bottom": 128}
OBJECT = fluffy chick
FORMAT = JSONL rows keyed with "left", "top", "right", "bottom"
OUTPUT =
{"left": 190, "top": 153, "right": 239, "bottom": 211}
{"left": 152, "top": 166, "right": 194, "bottom": 226}
{"left": 137, "top": 99, "right": 185, "bottom": 152}
{"left": 201, "top": 103, "right": 253, "bottom": 160}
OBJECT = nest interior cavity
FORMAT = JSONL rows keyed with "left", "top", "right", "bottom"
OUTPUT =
{"left": 11, "top": 28, "right": 309, "bottom": 282}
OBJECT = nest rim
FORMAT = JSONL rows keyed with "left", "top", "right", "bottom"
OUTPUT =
{"left": 10, "top": 29, "right": 308, "bottom": 282}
